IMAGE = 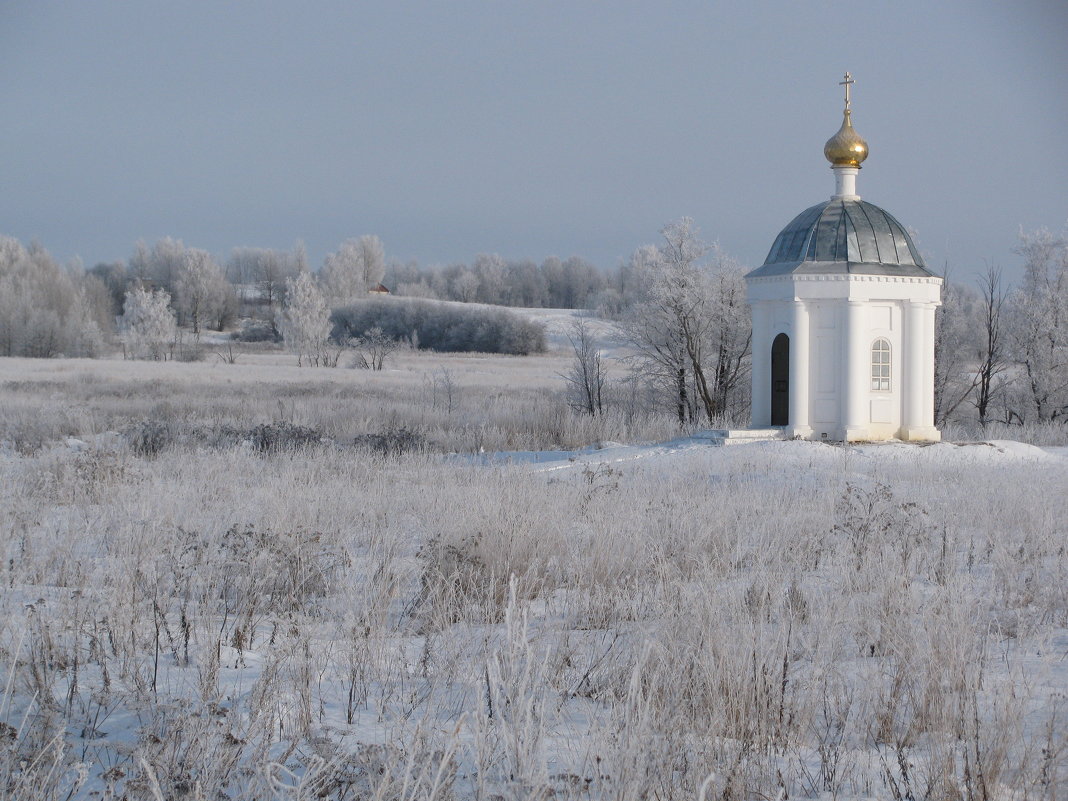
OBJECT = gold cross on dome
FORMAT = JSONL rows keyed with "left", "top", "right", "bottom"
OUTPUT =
{"left": 840, "top": 72, "right": 855, "bottom": 110}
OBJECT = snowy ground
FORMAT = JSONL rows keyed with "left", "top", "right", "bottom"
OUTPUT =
{"left": 2, "top": 410, "right": 1066, "bottom": 800}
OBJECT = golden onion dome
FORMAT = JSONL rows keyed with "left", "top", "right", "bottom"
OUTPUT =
{"left": 824, "top": 109, "right": 869, "bottom": 168}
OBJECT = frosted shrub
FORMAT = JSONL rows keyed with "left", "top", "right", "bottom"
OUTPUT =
{"left": 125, "top": 418, "right": 180, "bottom": 456}
{"left": 331, "top": 297, "right": 547, "bottom": 355}
{"left": 199, "top": 522, "right": 347, "bottom": 617}
{"left": 351, "top": 425, "right": 424, "bottom": 456}
{"left": 247, "top": 421, "right": 325, "bottom": 453}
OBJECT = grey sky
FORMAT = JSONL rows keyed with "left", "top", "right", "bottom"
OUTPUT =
{"left": 2, "top": 1, "right": 1065, "bottom": 281}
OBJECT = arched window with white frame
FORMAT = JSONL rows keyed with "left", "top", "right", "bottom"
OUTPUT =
{"left": 871, "top": 338, "right": 891, "bottom": 391}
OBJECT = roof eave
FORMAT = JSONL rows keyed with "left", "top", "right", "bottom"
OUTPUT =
{"left": 745, "top": 260, "right": 937, "bottom": 280}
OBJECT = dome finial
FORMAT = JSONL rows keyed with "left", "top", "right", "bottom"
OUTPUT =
{"left": 841, "top": 71, "right": 854, "bottom": 112}
{"left": 824, "top": 72, "right": 869, "bottom": 169}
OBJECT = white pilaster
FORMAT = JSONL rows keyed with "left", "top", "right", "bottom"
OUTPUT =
{"left": 788, "top": 300, "right": 811, "bottom": 437}
{"left": 844, "top": 300, "right": 868, "bottom": 440}
{"left": 923, "top": 302, "right": 938, "bottom": 435}
{"left": 900, "top": 301, "right": 941, "bottom": 440}
{"left": 903, "top": 301, "right": 924, "bottom": 428}
{"left": 750, "top": 302, "right": 771, "bottom": 427}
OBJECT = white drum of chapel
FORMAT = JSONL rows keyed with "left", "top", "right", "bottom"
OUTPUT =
{"left": 745, "top": 74, "right": 942, "bottom": 442}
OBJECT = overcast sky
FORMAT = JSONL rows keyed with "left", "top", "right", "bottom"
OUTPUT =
{"left": 2, "top": 1, "right": 1066, "bottom": 280}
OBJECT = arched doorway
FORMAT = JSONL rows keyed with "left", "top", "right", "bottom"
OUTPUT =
{"left": 771, "top": 333, "right": 789, "bottom": 426}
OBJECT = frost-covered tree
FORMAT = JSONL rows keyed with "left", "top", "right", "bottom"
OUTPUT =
{"left": 80, "top": 272, "right": 118, "bottom": 335}
{"left": 89, "top": 260, "right": 129, "bottom": 319}
{"left": 561, "top": 256, "right": 604, "bottom": 309}
{"left": 175, "top": 248, "right": 232, "bottom": 337}
{"left": 451, "top": 269, "right": 479, "bottom": 303}
{"left": 131, "top": 237, "right": 187, "bottom": 296}
{"left": 473, "top": 253, "right": 506, "bottom": 305}
{"left": 356, "top": 234, "right": 386, "bottom": 289}
{"left": 129, "top": 238, "right": 236, "bottom": 333}
{"left": 321, "top": 235, "right": 386, "bottom": 304}
{"left": 1009, "top": 227, "right": 1068, "bottom": 421}
{"left": 622, "top": 244, "right": 690, "bottom": 421}
{"left": 281, "top": 272, "right": 332, "bottom": 367}
{"left": 933, "top": 270, "right": 981, "bottom": 426}
{"left": 0, "top": 236, "right": 103, "bottom": 358}
{"left": 120, "top": 287, "right": 176, "bottom": 360}
{"left": 624, "top": 218, "right": 751, "bottom": 425}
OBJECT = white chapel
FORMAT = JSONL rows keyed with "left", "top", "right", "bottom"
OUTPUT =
{"left": 745, "top": 74, "right": 942, "bottom": 442}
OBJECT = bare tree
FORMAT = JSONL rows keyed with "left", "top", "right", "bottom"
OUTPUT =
{"left": 973, "top": 267, "right": 1008, "bottom": 427}
{"left": 562, "top": 319, "right": 609, "bottom": 416}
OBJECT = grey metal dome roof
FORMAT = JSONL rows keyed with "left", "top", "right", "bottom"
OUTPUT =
{"left": 747, "top": 199, "right": 933, "bottom": 278}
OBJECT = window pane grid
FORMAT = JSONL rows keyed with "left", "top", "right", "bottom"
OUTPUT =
{"left": 871, "top": 339, "right": 891, "bottom": 392}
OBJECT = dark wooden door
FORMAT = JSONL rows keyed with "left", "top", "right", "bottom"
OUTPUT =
{"left": 771, "top": 333, "right": 789, "bottom": 426}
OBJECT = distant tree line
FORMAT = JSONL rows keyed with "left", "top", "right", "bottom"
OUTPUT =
{"left": 3, "top": 221, "right": 1067, "bottom": 429}
{"left": 388, "top": 254, "right": 619, "bottom": 311}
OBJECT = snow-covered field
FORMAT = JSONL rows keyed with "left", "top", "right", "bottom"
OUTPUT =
{"left": 1, "top": 353, "right": 1066, "bottom": 800}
